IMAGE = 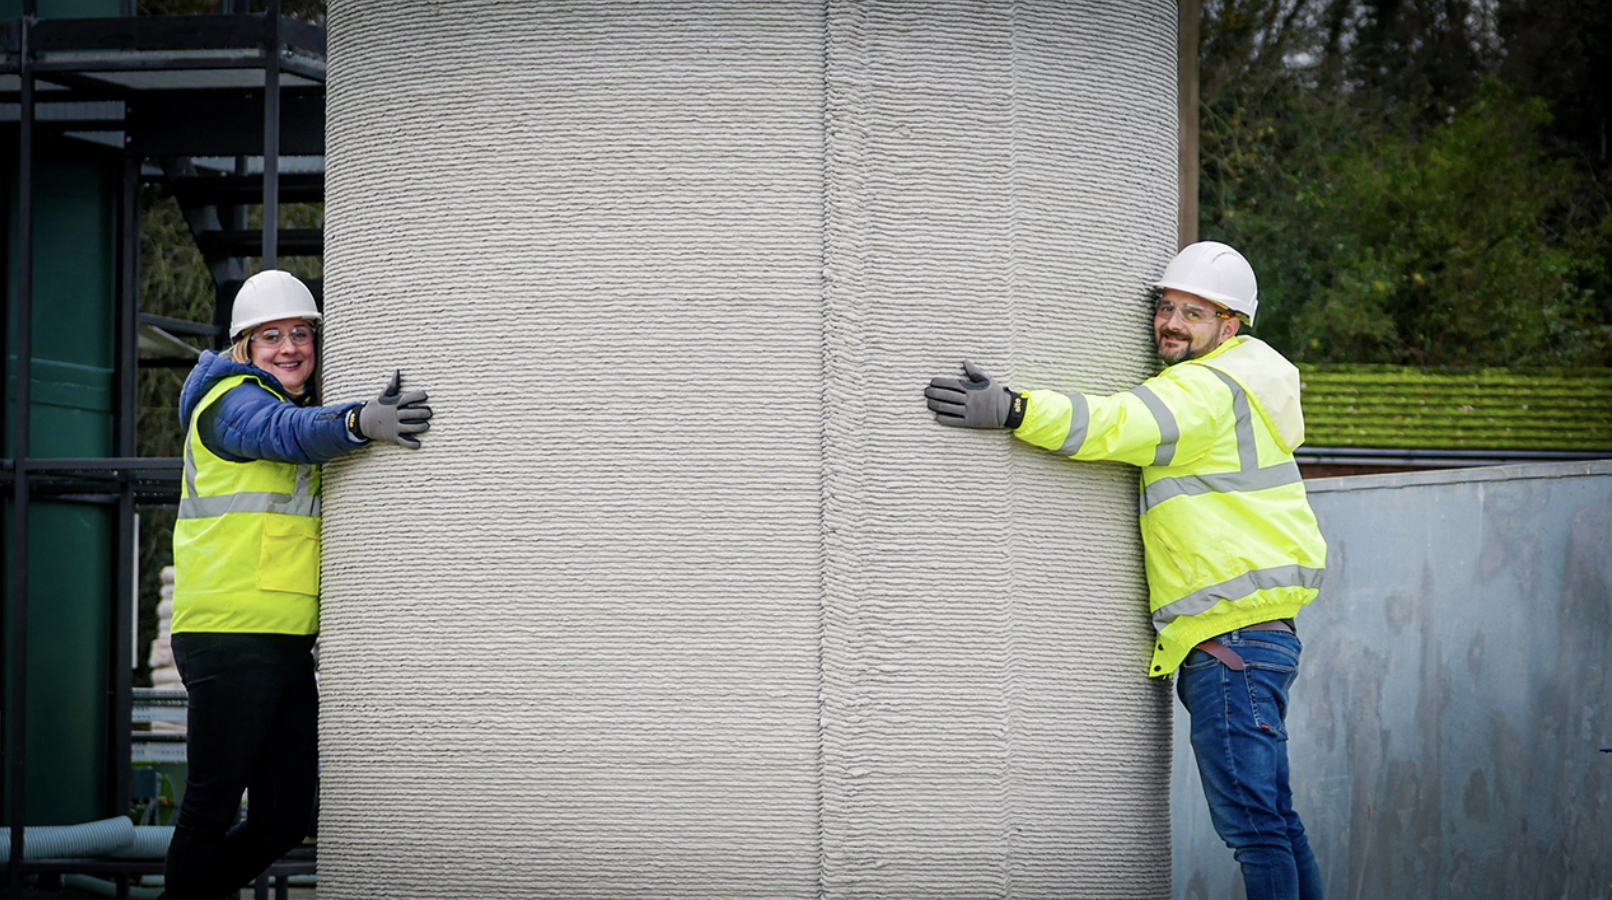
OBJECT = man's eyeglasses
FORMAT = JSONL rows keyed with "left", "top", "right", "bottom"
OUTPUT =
{"left": 251, "top": 325, "right": 316, "bottom": 347}
{"left": 1154, "top": 300, "right": 1235, "bottom": 324}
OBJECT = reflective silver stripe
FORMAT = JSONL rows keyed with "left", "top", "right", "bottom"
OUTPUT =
{"left": 1142, "top": 460, "right": 1303, "bottom": 512}
{"left": 1130, "top": 385, "right": 1177, "bottom": 466}
{"left": 1057, "top": 392, "right": 1091, "bottom": 456}
{"left": 1139, "top": 368, "right": 1303, "bottom": 513}
{"left": 1207, "top": 369, "right": 1259, "bottom": 472}
{"left": 1151, "top": 564, "right": 1325, "bottom": 629}
{"left": 181, "top": 408, "right": 320, "bottom": 520}
{"left": 179, "top": 492, "right": 321, "bottom": 519}
{"left": 183, "top": 434, "right": 200, "bottom": 500}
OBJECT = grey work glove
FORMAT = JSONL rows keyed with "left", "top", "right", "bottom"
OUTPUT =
{"left": 925, "top": 360, "right": 1026, "bottom": 429}
{"left": 354, "top": 369, "right": 432, "bottom": 449}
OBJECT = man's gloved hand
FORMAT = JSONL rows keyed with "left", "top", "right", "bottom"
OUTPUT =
{"left": 925, "top": 360, "right": 1026, "bottom": 429}
{"left": 355, "top": 369, "right": 432, "bottom": 449}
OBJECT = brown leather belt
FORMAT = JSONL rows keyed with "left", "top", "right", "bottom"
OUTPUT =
{"left": 1192, "top": 619, "right": 1296, "bottom": 672}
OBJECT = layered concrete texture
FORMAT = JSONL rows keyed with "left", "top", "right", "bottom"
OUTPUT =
{"left": 1173, "top": 461, "right": 1612, "bottom": 900}
{"left": 319, "top": 3, "right": 1177, "bottom": 897}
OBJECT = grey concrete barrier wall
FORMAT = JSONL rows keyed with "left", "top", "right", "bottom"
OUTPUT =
{"left": 320, "top": 2, "right": 1177, "bottom": 898}
{"left": 1172, "top": 460, "right": 1612, "bottom": 900}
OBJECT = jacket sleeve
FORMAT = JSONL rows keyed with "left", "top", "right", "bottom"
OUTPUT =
{"left": 1013, "top": 368, "right": 1229, "bottom": 468}
{"left": 199, "top": 382, "right": 365, "bottom": 465}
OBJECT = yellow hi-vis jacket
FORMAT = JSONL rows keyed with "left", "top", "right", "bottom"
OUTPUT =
{"left": 1014, "top": 336, "right": 1326, "bottom": 677}
{"left": 172, "top": 374, "right": 322, "bottom": 635}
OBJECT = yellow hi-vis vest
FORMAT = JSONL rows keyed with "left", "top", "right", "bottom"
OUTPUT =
{"left": 172, "top": 374, "right": 322, "bottom": 635}
{"left": 1015, "top": 336, "right": 1326, "bottom": 677}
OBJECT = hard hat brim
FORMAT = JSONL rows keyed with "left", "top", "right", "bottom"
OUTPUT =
{"left": 230, "top": 310, "right": 324, "bottom": 340}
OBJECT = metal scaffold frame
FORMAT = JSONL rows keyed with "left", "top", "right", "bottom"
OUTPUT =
{"left": 0, "top": 2, "right": 324, "bottom": 895}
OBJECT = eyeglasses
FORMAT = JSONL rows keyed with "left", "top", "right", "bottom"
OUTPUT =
{"left": 251, "top": 325, "right": 315, "bottom": 347}
{"left": 1155, "top": 300, "right": 1235, "bottom": 324}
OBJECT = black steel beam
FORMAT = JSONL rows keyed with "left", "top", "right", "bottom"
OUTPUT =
{"left": 29, "top": 120, "right": 124, "bottom": 135}
{"left": 27, "top": 13, "right": 326, "bottom": 58}
{"left": 9, "top": 852, "right": 313, "bottom": 877}
{"left": 32, "top": 14, "right": 270, "bottom": 53}
{"left": 139, "top": 356, "right": 208, "bottom": 370}
{"left": 12, "top": 459, "right": 184, "bottom": 474}
{"left": 263, "top": 0, "right": 281, "bottom": 269}
{"left": 1, "top": 460, "right": 184, "bottom": 506}
{"left": 195, "top": 228, "right": 323, "bottom": 259}
{"left": 33, "top": 54, "right": 267, "bottom": 74}
{"left": 111, "top": 153, "right": 140, "bottom": 825}
{"left": 7, "top": 11, "right": 34, "bottom": 882}
{"left": 2, "top": 70, "right": 133, "bottom": 100}
{"left": 170, "top": 171, "right": 324, "bottom": 206}
{"left": 128, "top": 89, "right": 323, "bottom": 157}
{"left": 24, "top": 12, "right": 323, "bottom": 54}
{"left": 138, "top": 312, "right": 225, "bottom": 340}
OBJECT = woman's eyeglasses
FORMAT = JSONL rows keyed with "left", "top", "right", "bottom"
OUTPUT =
{"left": 251, "top": 326, "right": 315, "bottom": 347}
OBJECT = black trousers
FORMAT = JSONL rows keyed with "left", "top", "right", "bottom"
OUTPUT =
{"left": 165, "top": 632, "right": 318, "bottom": 900}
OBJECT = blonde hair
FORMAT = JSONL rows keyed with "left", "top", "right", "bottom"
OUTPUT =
{"left": 228, "top": 333, "right": 253, "bottom": 365}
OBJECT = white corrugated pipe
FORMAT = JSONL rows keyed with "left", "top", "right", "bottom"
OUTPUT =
{"left": 107, "top": 825, "right": 173, "bottom": 859}
{"left": 0, "top": 816, "right": 135, "bottom": 862}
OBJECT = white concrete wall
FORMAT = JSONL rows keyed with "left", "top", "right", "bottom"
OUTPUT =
{"left": 320, "top": 3, "right": 1178, "bottom": 897}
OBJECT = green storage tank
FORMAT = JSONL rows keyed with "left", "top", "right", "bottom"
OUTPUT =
{"left": 4, "top": 141, "right": 120, "bottom": 825}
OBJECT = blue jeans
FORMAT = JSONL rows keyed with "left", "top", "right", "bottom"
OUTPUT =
{"left": 1177, "top": 629, "right": 1322, "bottom": 900}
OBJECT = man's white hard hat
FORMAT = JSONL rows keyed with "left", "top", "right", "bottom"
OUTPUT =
{"left": 1153, "top": 241, "right": 1259, "bottom": 325}
{"left": 228, "top": 270, "right": 322, "bottom": 339}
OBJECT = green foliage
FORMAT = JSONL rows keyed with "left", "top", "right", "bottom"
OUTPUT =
{"left": 1198, "top": 2, "right": 1612, "bottom": 369}
{"left": 1291, "top": 82, "right": 1594, "bottom": 365}
{"left": 1496, "top": 0, "right": 1612, "bottom": 178}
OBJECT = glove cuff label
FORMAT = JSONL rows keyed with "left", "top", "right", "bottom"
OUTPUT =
{"left": 1005, "top": 392, "right": 1027, "bottom": 430}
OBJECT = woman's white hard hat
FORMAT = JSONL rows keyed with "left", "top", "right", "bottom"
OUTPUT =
{"left": 1153, "top": 241, "right": 1259, "bottom": 324}
{"left": 228, "top": 270, "right": 322, "bottom": 339}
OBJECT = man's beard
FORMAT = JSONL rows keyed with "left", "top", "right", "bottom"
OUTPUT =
{"left": 1156, "top": 329, "right": 1198, "bottom": 364}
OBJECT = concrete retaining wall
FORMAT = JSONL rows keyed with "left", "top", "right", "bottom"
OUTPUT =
{"left": 1173, "top": 460, "right": 1612, "bottom": 900}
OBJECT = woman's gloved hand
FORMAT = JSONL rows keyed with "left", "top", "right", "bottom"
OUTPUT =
{"left": 355, "top": 370, "right": 433, "bottom": 449}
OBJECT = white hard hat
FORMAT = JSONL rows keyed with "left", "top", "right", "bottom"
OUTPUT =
{"left": 229, "top": 270, "right": 322, "bottom": 339}
{"left": 1153, "top": 241, "right": 1259, "bottom": 324}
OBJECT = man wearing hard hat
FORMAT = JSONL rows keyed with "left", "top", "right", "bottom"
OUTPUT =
{"left": 926, "top": 242, "right": 1327, "bottom": 900}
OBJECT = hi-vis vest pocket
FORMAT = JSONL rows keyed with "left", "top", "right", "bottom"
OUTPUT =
{"left": 258, "top": 515, "right": 321, "bottom": 596}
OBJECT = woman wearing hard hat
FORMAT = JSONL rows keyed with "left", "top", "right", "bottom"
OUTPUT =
{"left": 164, "top": 269, "right": 431, "bottom": 900}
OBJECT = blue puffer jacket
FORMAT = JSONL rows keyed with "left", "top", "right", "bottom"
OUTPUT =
{"left": 178, "top": 350, "right": 365, "bottom": 465}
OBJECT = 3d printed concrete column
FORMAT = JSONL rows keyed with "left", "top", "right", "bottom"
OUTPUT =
{"left": 319, "top": 3, "right": 1177, "bottom": 897}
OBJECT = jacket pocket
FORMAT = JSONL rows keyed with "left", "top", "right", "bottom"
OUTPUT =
{"left": 258, "top": 516, "right": 321, "bottom": 596}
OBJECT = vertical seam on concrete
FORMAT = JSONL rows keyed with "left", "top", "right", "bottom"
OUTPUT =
{"left": 997, "top": 3, "right": 1026, "bottom": 894}
{"left": 819, "top": 1, "right": 868, "bottom": 896}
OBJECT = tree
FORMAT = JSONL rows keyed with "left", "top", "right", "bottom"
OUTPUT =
{"left": 1196, "top": 1, "right": 1612, "bottom": 367}
{"left": 1291, "top": 81, "right": 1591, "bottom": 365}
